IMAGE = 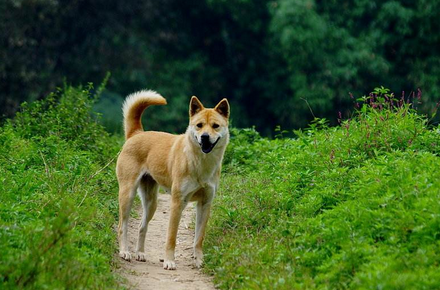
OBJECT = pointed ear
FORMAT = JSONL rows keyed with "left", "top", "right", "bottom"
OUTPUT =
{"left": 189, "top": 96, "right": 204, "bottom": 117}
{"left": 214, "top": 98, "right": 230, "bottom": 118}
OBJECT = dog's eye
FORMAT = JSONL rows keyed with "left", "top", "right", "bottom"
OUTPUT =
{"left": 196, "top": 123, "right": 203, "bottom": 128}
{"left": 212, "top": 123, "right": 219, "bottom": 129}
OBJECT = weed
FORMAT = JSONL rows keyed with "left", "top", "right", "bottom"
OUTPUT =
{"left": 0, "top": 85, "right": 122, "bottom": 289}
{"left": 205, "top": 88, "right": 440, "bottom": 289}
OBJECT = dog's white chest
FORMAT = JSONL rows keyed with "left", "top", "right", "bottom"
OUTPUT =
{"left": 181, "top": 176, "right": 212, "bottom": 193}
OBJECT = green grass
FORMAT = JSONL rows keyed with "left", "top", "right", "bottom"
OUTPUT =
{"left": 205, "top": 88, "right": 440, "bottom": 289}
{"left": 3, "top": 85, "right": 440, "bottom": 289}
{"left": 0, "top": 85, "right": 123, "bottom": 289}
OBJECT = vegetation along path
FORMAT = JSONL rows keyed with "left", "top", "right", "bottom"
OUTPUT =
{"left": 119, "top": 193, "right": 215, "bottom": 290}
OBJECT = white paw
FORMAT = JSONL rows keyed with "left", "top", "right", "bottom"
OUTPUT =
{"left": 195, "top": 257, "right": 204, "bottom": 268}
{"left": 119, "top": 251, "right": 132, "bottom": 261}
{"left": 135, "top": 252, "right": 147, "bottom": 262}
{"left": 163, "top": 260, "right": 177, "bottom": 270}
{"left": 194, "top": 249, "right": 204, "bottom": 268}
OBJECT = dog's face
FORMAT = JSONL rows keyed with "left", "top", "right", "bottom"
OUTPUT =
{"left": 188, "top": 96, "right": 230, "bottom": 154}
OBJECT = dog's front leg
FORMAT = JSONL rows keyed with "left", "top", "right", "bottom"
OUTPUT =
{"left": 164, "top": 192, "right": 187, "bottom": 270}
{"left": 194, "top": 186, "right": 214, "bottom": 268}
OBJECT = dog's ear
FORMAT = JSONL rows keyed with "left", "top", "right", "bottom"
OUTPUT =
{"left": 189, "top": 96, "right": 204, "bottom": 117}
{"left": 214, "top": 98, "right": 230, "bottom": 119}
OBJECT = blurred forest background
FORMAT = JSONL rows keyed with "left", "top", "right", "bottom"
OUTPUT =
{"left": 1, "top": 0, "right": 439, "bottom": 135}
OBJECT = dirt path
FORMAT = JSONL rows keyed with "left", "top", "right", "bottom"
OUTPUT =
{"left": 118, "top": 193, "right": 216, "bottom": 290}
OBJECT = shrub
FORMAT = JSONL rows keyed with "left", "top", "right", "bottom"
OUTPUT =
{"left": 205, "top": 88, "right": 440, "bottom": 289}
{"left": 0, "top": 85, "right": 122, "bottom": 289}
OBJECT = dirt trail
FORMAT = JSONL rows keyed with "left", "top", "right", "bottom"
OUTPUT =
{"left": 118, "top": 193, "right": 216, "bottom": 290}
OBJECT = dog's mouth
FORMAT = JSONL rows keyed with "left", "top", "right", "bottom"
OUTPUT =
{"left": 199, "top": 137, "right": 220, "bottom": 154}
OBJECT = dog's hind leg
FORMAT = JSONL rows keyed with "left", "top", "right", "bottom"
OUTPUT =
{"left": 135, "top": 175, "right": 158, "bottom": 262}
{"left": 118, "top": 180, "right": 138, "bottom": 262}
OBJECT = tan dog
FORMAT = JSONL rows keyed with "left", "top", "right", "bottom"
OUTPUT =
{"left": 116, "top": 90, "right": 230, "bottom": 270}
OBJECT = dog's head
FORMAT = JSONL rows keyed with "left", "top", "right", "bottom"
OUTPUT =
{"left": 188, "top": 96, "right": 230, "bottom": 154}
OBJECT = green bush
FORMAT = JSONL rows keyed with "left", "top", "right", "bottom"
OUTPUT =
{"left": 0, "top": 86, "right": 122, "bottom": 289}
{"left": 205, "top": 88, "right": 440, "bottom": 289}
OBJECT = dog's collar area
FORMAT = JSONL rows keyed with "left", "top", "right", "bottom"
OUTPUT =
{"left": 198, "top": 136, "right": 220, "bottom": 154}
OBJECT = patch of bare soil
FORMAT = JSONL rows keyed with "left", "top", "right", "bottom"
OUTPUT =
{"left": 118, "top": 194, "right": 216, "bottom": 290}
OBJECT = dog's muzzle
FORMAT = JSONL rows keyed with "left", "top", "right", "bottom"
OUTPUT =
{"left": 199, "top": 133, "right": 220, "bottom": 154}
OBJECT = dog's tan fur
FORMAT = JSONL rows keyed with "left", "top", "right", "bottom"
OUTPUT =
{"left": 116, "top": 90, "right": 229, "bottom": 270}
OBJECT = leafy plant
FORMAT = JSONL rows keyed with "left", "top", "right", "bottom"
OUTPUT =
{"left": 0, "top": 85, "right": 122, "bottom": 289}
{"left": 206, "top": 88, "right": 440, "bottom": 289}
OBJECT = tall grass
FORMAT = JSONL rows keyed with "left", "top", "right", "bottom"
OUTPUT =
{"left": 0, "top": 85, "right": 122, "bottom": 289}
{"left": 205, "top": 88, "right": 440, "bottom": 289}
{"left": 3, "top": 84, "right": 439, "bottom": 289}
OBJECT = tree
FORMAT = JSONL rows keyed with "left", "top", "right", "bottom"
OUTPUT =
{"left": 1, "top": 0, "right": 439, "bottom": 133}
{"left": 271, "top": 0, "right": 440, "bottom": 126}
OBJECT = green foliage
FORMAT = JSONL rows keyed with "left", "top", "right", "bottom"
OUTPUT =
{"left": 0, "top": 86, "right": 122, "bottom": 289}
{"left": 5, "top": 0, "right": 439, "bottom": 134}
{"left": 223, "top": 127, "right": 264, "bottom": 171}
{"left": 271, "top": 0, "right": 440, "bottom": 128}
{"left": 205, "top": 88, "right": 440, "bottom": 289}
{"left": 12, "top": 84, "right": 115, "bottom": 156}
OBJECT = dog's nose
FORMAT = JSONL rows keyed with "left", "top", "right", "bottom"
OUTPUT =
{"left": 201, "top": 133, "right": 210, "bottom": 141}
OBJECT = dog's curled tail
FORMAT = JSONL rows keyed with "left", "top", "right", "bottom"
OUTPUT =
{"left": 122, "top": 90, "right": 167, "bottom": 140}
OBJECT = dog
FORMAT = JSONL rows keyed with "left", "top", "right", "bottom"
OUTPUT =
{"left": 116, "top": 90, "right": 230, "bottom": 270}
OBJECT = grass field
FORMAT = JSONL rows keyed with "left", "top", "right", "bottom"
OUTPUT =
{"left": 2, "top": 86, "right": 439, "bottom": 289}
{"left": 0, "top": 86, "right": 123, "bottom": 289}
{"left": 204, "top": 88, "right": 440, "bottom": 289}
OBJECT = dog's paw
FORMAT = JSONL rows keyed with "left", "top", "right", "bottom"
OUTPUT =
{"left": 119, "top": 251, "right": 132, "bottom": 262}
{"left": 163, "top": 260, "right": 177, "bottom": 270}
{"left": 195, "top": 257, "right": 204, "bottom": 268}
{"left": 135, "top": 252, "right": 147, "bottom": 262}
{"left": 194, "top": 249, "right": 204, "bottom": 268}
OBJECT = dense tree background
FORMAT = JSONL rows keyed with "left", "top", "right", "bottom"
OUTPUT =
{"left": 1, "top": 0, "right": 439, "bottom": 135}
